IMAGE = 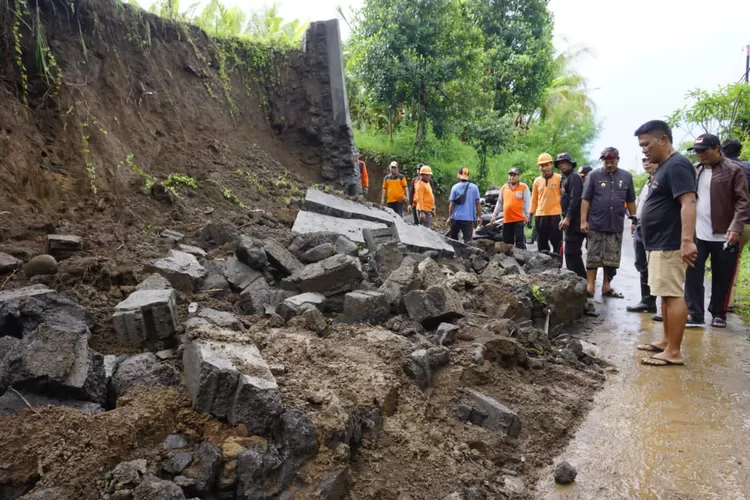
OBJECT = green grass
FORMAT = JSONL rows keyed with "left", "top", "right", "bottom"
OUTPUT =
{"left": 734, "top": 246, "right": 750, "bottom": 323}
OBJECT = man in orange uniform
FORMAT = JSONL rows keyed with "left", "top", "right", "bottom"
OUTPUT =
{"left": 381, "top": 161, "right": 408, "bottom": 216}
{"left": 414, "top": 165, "right": 436, "bottom": 228}
{"left": 489, "top": 168, "right": 530, "bottom": 249}
{"left": 357, "top": 151, "right": 369, "bottom": 195}
{"left": 530, "top": 152, "right": 563, "bottom": 255}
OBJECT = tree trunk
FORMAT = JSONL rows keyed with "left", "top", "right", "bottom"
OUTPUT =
{"left": 415, "top": 80, "right": 427, "bottom": 148}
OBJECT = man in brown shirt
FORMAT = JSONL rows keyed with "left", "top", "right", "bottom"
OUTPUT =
{"left": 684, "top": 134, "right": 749, "bottom": 328}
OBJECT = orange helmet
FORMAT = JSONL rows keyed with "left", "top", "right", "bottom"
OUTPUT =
{"left": 537, "top": 152, "right": 553, "bottom": 165}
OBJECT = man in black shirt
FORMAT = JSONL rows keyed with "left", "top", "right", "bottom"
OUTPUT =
{"left": 634, "top": 120, "right": 697, "bottom": 367}
{"left": 581, "top": 147, "right": 637, "bottom": 298}
{"left": 556, "top": 153, "right": 586, "bottom": 278}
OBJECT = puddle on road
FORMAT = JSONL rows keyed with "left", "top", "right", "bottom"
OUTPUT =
{"left": 535, "top": 232, "right": 750, "bottom": 499}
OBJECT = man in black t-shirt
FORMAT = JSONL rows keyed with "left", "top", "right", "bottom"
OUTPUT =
{"left": 633, "top": 120, "right": 697, "bottom": 367}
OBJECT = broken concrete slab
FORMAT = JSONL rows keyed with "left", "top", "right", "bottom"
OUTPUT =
{"left": 0, "top": 284, "right": 55, "bottom": 305}
{"left": 264, "top": 238, "right": 303, "bottom": 276}
{"left": 183, "top": 326, "right": 282, "bottom": 434}
{"left": 282, "top": 254, "right": 364, "bottom": 297}
{"left": 112, "top": 353, "right": 181, "bottom": 398}
{"left": 112, "top": 289, "right": 178, "bottom": 346}
{"left": 292, "top": 210, "right": 387, "bottom": 244}
{"left": 341, "top": 290, "right": 390, "bottom": 325}
{"left": 45, "top": 234, "right": 83, "bottom": 260}
{"left": 276, "top": 293, "right": 326, "bottom": 322}
{"left": 404, "top": 285, "right": 465, "bottom": 327}
{"left": 303, "top": 188, "right": 396, "bottom": 225}
{"left": 135, "top": 273, "right": 173, "bottom": 291}
{"left": 191, "top": 308, "right": 241, "bottom": 331}
{"left": 0, "top": 252, "right": 22, "bottom": 273}
{"left": 236, "top": 235, "right": 267, "bottom": 271}
{"left": 223, "top": 257, "right": 263, "bottom": 292}
{"left": 465, "top": 389, "right": 521, "bottom": 437}
{"left": 144, "top": 250, "right": 207, "bottom": 294}
{"left": 393, "top": 217, "right": 455, "bottom": 256}
{"left": 301, "top": 243, "right": 337, "bottom": 264}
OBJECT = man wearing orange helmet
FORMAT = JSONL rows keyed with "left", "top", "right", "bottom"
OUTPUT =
{"left": 530, "top": 152, "right": 563, "bottom": 256}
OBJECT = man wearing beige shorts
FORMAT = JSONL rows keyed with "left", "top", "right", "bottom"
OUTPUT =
{"left": 634, "top": 120, "right": 698, "bottom": 367}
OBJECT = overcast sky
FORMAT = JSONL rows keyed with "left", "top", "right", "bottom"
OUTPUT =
{"left": 142, "top": 0, "right": 750, "bottom": 171}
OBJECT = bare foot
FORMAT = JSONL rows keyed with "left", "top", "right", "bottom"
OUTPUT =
{"left": 641, "top": 352, "right": 684, "bottom": 367}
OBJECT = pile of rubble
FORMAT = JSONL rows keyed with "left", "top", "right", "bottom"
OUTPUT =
{"left": 0, "top": 189, "right": 603, "bottom": 499}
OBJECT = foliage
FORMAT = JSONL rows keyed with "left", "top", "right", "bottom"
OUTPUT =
{"left": 468, "top": 0, "right": 555, "bottom": 116}
{"left": 667, "top": 83, "right": 750, "bottom": 159}
{"left": 734, "top": 246, "right": 750, "bottom": 324}
{"left": 632, "top": 171, "right": 650, "bottom": 194}
{"left": 462, "top": 112, "right": 514, "bottom": 187}
{"left": 350, "top": 0, "right": 486, "bottom": 147}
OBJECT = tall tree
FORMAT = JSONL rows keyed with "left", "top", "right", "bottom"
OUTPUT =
{"left": 352, "top": 0, "right": 485, "bottom": 147}
{"left": 469, "top": 0, "right": 555, "bottom": 116}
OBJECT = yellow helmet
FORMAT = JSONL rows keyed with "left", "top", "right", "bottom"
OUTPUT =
{"left": 420, "top": 165, "right": 433, "bottom": 175}
{"left": 537, "top": 152, "right": 553, "bottom": 165}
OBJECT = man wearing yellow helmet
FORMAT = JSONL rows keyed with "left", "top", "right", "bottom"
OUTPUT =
{"left": 530, "top": 152, "right": 563, "bottom": 256}
{"left": 414, "top": 165, "right": 436, "bottom": 228}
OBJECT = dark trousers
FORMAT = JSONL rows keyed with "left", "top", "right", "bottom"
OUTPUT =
{"left": 503, "top": 221, "right": 526, "bottom": 249}
{"left": 387, "top": 202, "right": 404, "bottom": 216}
{"left": 412, "top": 206, "right": 420, "bottom": 225}
{"left": 564, "top": 230, "right": 586, "bottom": 278}
{"left": 633, "top": 226, "right": 651, "bottom": 294}
{"left": 536, "top": 215, "right": 562, "bottom": 256}
{"left": 449, "top": 220, "right": 474, "bottom": 243}
{"left": 685, "top": 238, "right": 740, "bottom": 322}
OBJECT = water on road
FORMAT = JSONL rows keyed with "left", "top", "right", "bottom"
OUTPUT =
{"left": 535, "top": 227, "right": 750, "bottom": 499}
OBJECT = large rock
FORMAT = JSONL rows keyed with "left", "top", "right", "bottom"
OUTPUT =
{"left": 180, "top": 441, "right": 221, "bottom": 494}
{"left": 334, "top": 236, "right": 358, "bottom": 256}
{"left": 23, "top": 254, "right": 58, "bottom": 277}
{"left": 0, "top": 252, "right": 22, "bottom": 273}
{"left": 224, "top": 257, "right": 263, "bottom": 292}
{"left": 303, "top": 187, "right": 396, "bottom": 225}
{"left": 341, "top": 291, "right": 390, "bottom": 325}
{"left": 282, "top": 254, "right": 364, "bottom": 297}
{"left": 45, "top": 234, "right": 83, "bottom": 260}
{"left": 523, "top": 252, "right": 561, "bottom": 275}
{"left": 135, "top": 273, "right": 173, "bottom": 291}
{"left": 133, "top": 475, "right": 186, "bottom": 500}
{"left": 236, "top": 441, "right": 283, "bottom": 499}
{"left": 112, "top": 353, "right": 181, "bottom": 397}
{"left": 404, "top": 285, "right": 465, "bottom": 327}
{"left": 301, "top": 243, "right": 336, "bottom": 264}
{"left": 276, "top": 293, "right": 326, "bottom": 322}
{"left": 236, "top": 235, "right": 267, "bottom": 271}
{"left": 112, "top": 289, "right": 178, "bottom": 346}
{"left": 183, "top": 326, "right": 282, "bottom": 434}
{"left": 198, "top": 222, "right": 240, "bottom": 249}
{"left": 264, "top": 238, "right": 304, "bottom": 276}
{"left": 144, "top": 250, "right": 207, "bottom": 294}
{"left": 0, "top": 288, "right": 104, "bottom": 404}
{"left": 185, "top": 308, "right": 241, "bottom": 331}
{"left": 274, "top": 410, "right": 319, "bottom": 487}
{"left": 465, "top": 389, "right": 521, "bottom": 437}
{"left": 314, "top": 468, "right": 349, "bottom": 500}
{"left": 292, "top": 211, "right": 388, "bottom": 244}
{"left": 379, "top": 257, "right": 422, "bottom": 312}
{"left": 288, "top": 231, "right": 343, "bottom": 256}
{"left": 373, "top": 242, "right": 405, "bottom": 279}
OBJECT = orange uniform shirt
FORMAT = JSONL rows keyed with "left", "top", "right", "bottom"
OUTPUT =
{"left": 499, "top": 183, "right": 530, "bottom": 223}
{"left": 382, "top": 174, "right": 408, "bottom": 203}
{"left": 531, "top": 173, "right": 562, "bottom": 216}
{"left": 415, "top": 179, "right": 435, "bottom": 212}
{"left": 358, "top": 160, "right": 369, "bottom": 189}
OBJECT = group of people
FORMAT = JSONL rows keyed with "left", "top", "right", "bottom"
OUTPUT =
{"left": 358, "top": 121, "right": 750, "bottom": 368}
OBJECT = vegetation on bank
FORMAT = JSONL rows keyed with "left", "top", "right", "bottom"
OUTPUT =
{"left": 343, "top": 0, "right": 600, "bottom": 191}
{"left": 734, "top": 248, "right": 750, "bottom": 324}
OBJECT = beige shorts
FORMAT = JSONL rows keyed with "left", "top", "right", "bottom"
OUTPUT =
{"left": 647, "top": 250, "right": 686, "bottom": 298}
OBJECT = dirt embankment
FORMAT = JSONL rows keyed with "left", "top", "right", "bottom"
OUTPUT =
{"left": 0, "top": 2, "right": 607, "bottom": 499}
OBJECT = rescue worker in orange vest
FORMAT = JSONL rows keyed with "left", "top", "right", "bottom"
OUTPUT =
{"left": 357, "top": 151, "right": 369, "bottom": 195}
{"left": 414, "top": 165, "right": 436, "bottom": 228}
{"left": 530, "top": 152, "right": 563, "bottom": 256}
{"left": 489, "top": 168, "right": 530, "bottom": 249}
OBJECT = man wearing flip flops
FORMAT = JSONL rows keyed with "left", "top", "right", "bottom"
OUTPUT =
{"left": 683, "top": 134, "right": 748, "bottom": 329}
{"left": 634, "top": 120, "right": 698, "bottom": 367}
{"left": 580, "top": 147, "right": 637, "bottom": 298}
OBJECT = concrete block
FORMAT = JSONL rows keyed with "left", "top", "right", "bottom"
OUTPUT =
{"left": 223, "top": 257, "right": 263, "bottom": 292}
{"left": 292, "top": 210, "right": 387, "bottom": 244}
{"left": 282, "top": 254, "right": 364, "bottom": 297}
{"left": 112, "top": 289, "right": 178, "bottom": 346}
{"left": 466, "top": 389, "right": 521, "bottom": 437}
{"left": 341, "top": 291, "right": 390, "bottom": 325}
{"left": 362, "top": 226, "right": 399, "bottom": 252}
{"left": 404, "top": 285, "right": 465, "bottom": 328}
{"left": 264, "top": 238, "right": 303, "bottom": 276}
{"left": 276, "top": 293, "right": 326, "bottom": 322}
{"left": 45, "top": 234, "right": 83, "bottom": 259}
